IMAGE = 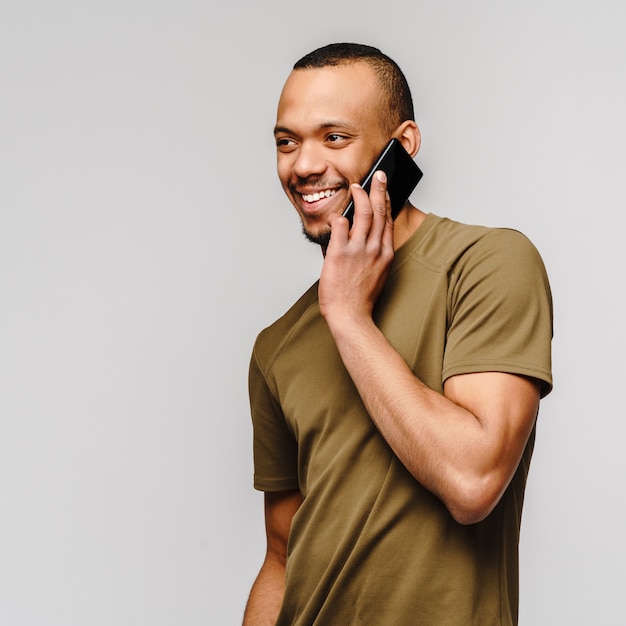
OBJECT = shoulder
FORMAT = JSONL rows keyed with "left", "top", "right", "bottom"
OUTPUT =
{"left": 252, "top": 281, "right": 320, "bottom": 369}
{"left": 419, "top": 214, "right": 540, "bottom": 261}
{"left": 411, "top": 214, "right": 547, "bottom": 279}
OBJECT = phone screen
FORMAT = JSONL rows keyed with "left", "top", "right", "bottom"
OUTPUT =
{"left": 342, "top": 138, "right": 423, "bottom": 225}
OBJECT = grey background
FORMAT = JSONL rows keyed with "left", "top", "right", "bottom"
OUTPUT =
{"left": 1, "top": 1, "right": 624, "bottom": 624}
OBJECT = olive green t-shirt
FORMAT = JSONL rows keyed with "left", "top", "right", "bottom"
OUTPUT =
{"left": 249, "top": 213, "right": 553, "bottom": 625}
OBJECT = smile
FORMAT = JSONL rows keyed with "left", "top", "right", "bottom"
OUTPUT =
{"left": 301, "top": 189, "right": 337, "bottom": 203}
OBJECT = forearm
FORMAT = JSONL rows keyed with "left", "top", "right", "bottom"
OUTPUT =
{"left": 243, "top": 557, "right": 286, "bottom": 626}
{"left": 325, "top": 314, "right": 534, "bottom": 523}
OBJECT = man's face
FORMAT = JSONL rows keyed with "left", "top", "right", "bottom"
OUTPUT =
{"left": 274, "top": 63, "right": 391, "bottom": 245}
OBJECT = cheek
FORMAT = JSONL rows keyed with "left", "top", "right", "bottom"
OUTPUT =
{"left": 335, "top": 150, "right": 371, "bottom": 184}
{"left": 276, "top": 157, "right": 293, "bottom": 187}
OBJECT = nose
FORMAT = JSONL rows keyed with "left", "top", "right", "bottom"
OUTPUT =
{"left": 292, "top": 141, "right": 327, "bottom": 179}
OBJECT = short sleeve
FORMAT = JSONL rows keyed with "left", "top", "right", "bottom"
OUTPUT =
{"left": 249, "top": 344, "right": 300, "bottom": 491}
{"left": 442, "top": 229, "right": 553, "bottom": 397}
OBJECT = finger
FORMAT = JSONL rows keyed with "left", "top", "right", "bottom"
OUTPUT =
{"left": 327, "top": 212, "right": 350, "bottom": 250}
{"left": 381, "top": 207, "right": 394, "bottom": 253}
{"left": 348, "top": 183, "right": 374, "bottom": 242}
{"left": 367, "top": 170, "right": 391, "bottom": 243}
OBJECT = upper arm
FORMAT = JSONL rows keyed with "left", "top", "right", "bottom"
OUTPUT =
{"left": 443, "top": 229, "right": 553, "bottom": 397}
{"left": 243, "top": 491, "right": 302, "bottom": 624}
{"left": 443, "top": 371, "right": 541, "bottom": 522}
{"left": 264, "top": 490, "right": 303, "bottom": 564}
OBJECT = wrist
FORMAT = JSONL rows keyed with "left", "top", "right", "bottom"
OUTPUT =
{"left": 322, "top": 306, "right": 375, "bottom": 340}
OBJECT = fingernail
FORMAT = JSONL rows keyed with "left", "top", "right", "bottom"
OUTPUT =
{"left": 375, "top": 170, "right": 387, "bottom": 183}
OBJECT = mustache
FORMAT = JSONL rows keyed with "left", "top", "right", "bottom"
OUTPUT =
{"left": 289, "top": 177, "right": 349, "bottom": 193}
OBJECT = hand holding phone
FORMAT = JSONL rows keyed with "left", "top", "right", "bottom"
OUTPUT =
{"left": 342, "top": 138, "right": 423, "bottom": 225}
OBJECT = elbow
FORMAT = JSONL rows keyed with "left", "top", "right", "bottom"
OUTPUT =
{"left": 449, "top": 503, "right": 493, "bottom": 526}
{"left": 445, "top": 473, "right": 507, "bottom": 525}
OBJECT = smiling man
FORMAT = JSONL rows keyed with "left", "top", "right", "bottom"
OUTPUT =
{"left": 243, "top": 43, "right": 553, "bottom": 625}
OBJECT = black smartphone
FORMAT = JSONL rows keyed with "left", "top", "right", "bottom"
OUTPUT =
{"left": 342, "top": 138, "right": 423, "bottom": 225}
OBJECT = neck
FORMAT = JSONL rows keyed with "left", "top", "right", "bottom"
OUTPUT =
{"left": 393, "top": 203, "right": 426, "bottom": 249}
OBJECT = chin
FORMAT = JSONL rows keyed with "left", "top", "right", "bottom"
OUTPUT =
{"left": 302, "top": 224, "right": 331, "bottom": 247}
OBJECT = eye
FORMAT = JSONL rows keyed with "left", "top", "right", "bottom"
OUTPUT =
{"left": 325, "top": 133, "right": 352, "bottom": 148}
{"left": 275, "top": 137, "right": 297, "bottom": 152}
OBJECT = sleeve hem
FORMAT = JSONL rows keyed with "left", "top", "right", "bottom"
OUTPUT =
{"left": 442, "top": 361, "right": 553, "bottom": 398}
{"left": 254, "top": 476, "right": 300, "bottom": 492}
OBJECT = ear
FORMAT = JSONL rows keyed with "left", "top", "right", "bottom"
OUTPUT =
{"left": 394, "top": 121, "right": 421, "bottom": 158}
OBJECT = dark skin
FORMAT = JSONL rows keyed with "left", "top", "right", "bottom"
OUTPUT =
{"left": 243, "top": 62, "right": 541, "bottom": 624}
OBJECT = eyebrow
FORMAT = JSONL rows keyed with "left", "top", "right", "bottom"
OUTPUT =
{"left": 273, "top": 125, "right": 292, "bottom": 136}
{"left": 273, "top": 120, "right": 358, "bottom": 136}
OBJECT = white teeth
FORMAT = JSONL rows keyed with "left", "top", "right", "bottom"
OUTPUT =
{"left": 302, "top": 189, "right": 336, "bottom": 203}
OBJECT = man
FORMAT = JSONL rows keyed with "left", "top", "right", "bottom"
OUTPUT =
{"left": 244, "top": 43, "right": 552, "bottom": 625}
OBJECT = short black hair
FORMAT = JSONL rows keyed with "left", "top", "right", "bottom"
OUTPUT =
{"left": 293, "top": 43, "right": 414, "bottom": 132}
